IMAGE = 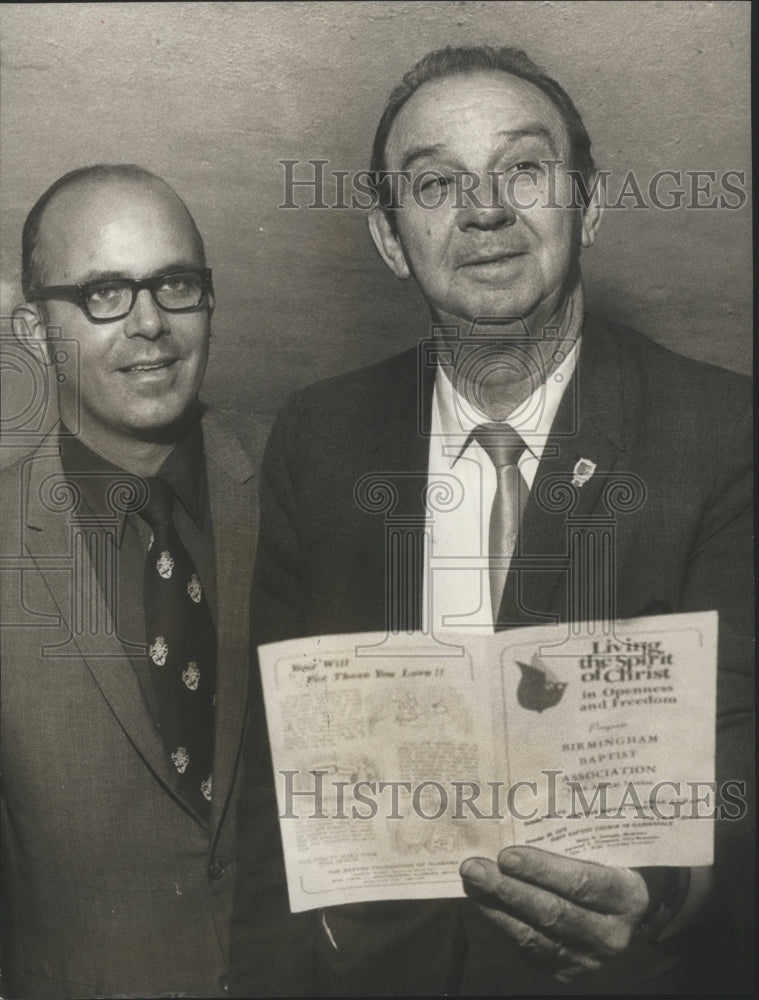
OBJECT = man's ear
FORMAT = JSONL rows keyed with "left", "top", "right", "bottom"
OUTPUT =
{"left": 368, "top": 208, "right": 411, "bottom": 279}
{"left": 580, "top": 177, "right": 604, "bottom": 249}
{"left": 12, "top": 303, "right": 51, "bottom": 366}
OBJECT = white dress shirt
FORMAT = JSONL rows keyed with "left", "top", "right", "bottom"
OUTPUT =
{"left": 422, "top": 342, "right": 579, "bottom": 635}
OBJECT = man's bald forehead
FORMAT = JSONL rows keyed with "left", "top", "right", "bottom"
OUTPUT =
{"left": 44, "top": 171, "right": 186, "bottom": 219}
{"left": 22, "top": 165, "right": 205, "bottom": 297}
{"left": 37, "top": 172, "right": 204, "bottom": 261}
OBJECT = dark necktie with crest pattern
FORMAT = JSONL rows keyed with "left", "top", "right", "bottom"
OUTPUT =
{"left": 138, "top": 477, "right": 216, "bottom": 819}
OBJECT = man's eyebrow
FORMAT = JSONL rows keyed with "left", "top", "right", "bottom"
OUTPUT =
{"left": 75, "top": 263, "right": 202, "bottom": 284}
{"left": 398, "top": 126, "right": 559, "bottom": 173}
{"left": 494, "top": 125, "right": 559, "bottom": 156}
{"left": 399, "top": 144, "right": 447, "bottom": 172}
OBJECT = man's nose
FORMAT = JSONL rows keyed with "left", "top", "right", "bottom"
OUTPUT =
{"left": 457, "top": 179, "right": 517, "bottom": 231}
{"left": 123, "top": 289, "right": 170, "bottom": 338}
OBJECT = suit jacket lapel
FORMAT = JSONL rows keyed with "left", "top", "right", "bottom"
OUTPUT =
{"left": 22, "top": 416, "right": 258, "bottom": 834}
{"left": 366, "top": 332, "right": 629, "bottom": 632}
{"left": 21, "top": 440, "right": 180, "bottom": 793}
{"left": 202, "top": 412, "right": 257, "bottom": 843}
{"left": 364, "top": 348, "right": 435, "bottom": 632}
{"left": 499, "top": 317, "right": 628, "bottom": 627}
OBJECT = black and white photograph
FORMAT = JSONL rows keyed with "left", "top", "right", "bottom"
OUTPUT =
{"left": 0, "top": 3, "right": 752, "bottom": 997}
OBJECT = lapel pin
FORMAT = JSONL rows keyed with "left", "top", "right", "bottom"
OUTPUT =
{"left": 572, "top": 458, "right": 596, "bottom": 488}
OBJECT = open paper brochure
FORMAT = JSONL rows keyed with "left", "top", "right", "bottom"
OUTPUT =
{"left": 257, "top": 611, "right": 717, "bottom": 913}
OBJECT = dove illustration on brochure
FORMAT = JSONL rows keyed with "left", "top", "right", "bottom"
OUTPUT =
{"left": 256, "top": 610, "right": 718, "bottom": 913}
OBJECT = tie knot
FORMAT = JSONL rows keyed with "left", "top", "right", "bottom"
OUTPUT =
{"left": 471, "top": 422, "right": 525, "bottom": 469}
{"left": 138, "top": 477, "right": 175, "bottom": 528}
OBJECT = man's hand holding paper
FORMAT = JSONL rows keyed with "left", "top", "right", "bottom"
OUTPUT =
{"left": 460, "top": 847, "right": 649, "bottom": 981}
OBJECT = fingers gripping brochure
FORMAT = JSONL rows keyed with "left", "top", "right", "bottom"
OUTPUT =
{"left": 257, "top": 611, "right": 717, "bottom": 913}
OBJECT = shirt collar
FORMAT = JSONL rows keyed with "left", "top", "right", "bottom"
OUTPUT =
{"left": 433, "top": 300, "right": 584, "bottom": 470}
{"left": 59, "top": 419, "right": 206, "bottom": 543}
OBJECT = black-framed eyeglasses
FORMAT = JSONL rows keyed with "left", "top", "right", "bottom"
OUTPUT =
{"left": 28, "top": 268, "right": 213, "bottom": 323}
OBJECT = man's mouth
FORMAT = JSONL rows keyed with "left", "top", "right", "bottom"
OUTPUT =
{"left": 460, "top": 251, "right": 526, "bottom": 267}
{"left": 118, "top": 358, "right": 177, "bottom": 373}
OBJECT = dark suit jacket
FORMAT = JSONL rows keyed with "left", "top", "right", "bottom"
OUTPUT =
{"left": 0, "top": 409, "right": 261, "bottom": 998}
{"left": 231, "top": 318, "right": 753, "bottom": 995}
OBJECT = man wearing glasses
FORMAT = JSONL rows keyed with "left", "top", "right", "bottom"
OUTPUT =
{"left": 1, "top": 165, "right": 257, "bottom": 997}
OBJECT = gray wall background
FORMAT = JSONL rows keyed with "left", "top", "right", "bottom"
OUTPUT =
{"left": 0, "top": 1, "right": 751, "bottom": 453}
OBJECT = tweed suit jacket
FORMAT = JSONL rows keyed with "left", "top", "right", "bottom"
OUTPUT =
{"left": 231, "top": 317, "right": 753, "bottom": 996}
{"left": 1, "top": 408, "right": 260, "bottom": 998}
